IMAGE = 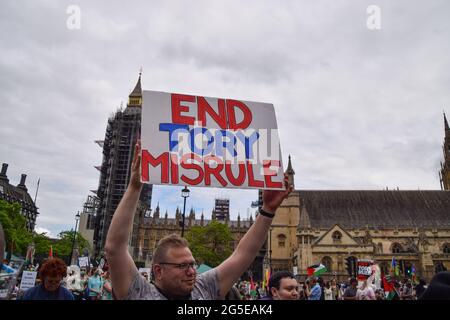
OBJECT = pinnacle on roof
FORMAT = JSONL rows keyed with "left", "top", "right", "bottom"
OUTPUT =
{"left": 286, "top": 155, "right": 295, "bottom": 175}
{"left": 445, "top": 111, "right": 449, "bottom": 132}
{"left": 129, "top": 71, "right": 142, "bottom": 98}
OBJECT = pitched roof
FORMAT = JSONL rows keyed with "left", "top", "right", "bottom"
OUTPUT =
{"left": 129, "top": 74, "right": 142, "bottom": 97}
{"left": 297, "top": 190, "right": 450, "bottom": 229}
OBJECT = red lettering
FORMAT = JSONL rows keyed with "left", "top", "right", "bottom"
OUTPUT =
{"left": 226, "top": 99, "right": 252, "bottom": 130}
{"left": 141, "top": 150, "right": 169, "bottom": 183}
{"left": 170, "top": 153, "right": 179, "bottom": 184}
{"left": 171, "top": 93, "right": 196, "bottom": 125}
{"left": 180, "top": 153, "right": 204, "bottom": 185}
{"left": 225, "top": 161, "right": 246, "bottom": 186}
{"left": 246, "top": 161, "right": 264, "bottom": 188}
{"left": 263, "top": 160, "right": 283, "bottom": 189}
{"left": 204, "top": 156, "right": 227, "bottom": 187}
{"left": 197, "top": 97, "right": 227, "bottom": 129}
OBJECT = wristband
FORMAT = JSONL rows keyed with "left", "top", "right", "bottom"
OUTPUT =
{"left": 259, "top": 208, "right": 275, "bottom": 218}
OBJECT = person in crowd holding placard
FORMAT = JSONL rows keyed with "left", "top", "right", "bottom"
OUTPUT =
{"left": 356, "top": 279, "right": 376, "bottom": 300}
{"left": 20, "top": 258, "right": 74, "bottom": 300}
{"left": 105, "top": 140, "right": 292, "bottom": 300}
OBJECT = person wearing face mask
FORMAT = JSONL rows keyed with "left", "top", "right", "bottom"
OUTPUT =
{"left": 88, "top": 268, "right": 103, "bottom": 300}
{"left": 20, "top": 258, "right": 74, "bottom": 300}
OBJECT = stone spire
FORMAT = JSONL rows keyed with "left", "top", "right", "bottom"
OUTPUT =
{"left": 153, "top": 202, "right": 160, "bottom": 219}
{"left": 298, "top": 207, "right": 311, "bottom": 230}
{"left": 237, "top": 212, "right": 241, "bottom": 228}
{"left": 445, "top": 112, "right": 450, "bottom": 132}
{"left": 285, "top": 155, "right": 295, "bottom": 188}
{"left": 0, "top": 163, "right": 9, "bottom": 183}
{"left": 17, "top": 174, "right": 28, "bottom": 192}
{"left": 127, "top": 71, "right": 142, "bottom": 107}
{"left": 441, "top": 111, "right": 450, "bottom": 190}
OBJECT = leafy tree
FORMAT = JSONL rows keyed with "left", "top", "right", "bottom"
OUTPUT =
{"left": 53, "top": 230, "right": 90, "bottom": 257}
{"left": 185, "top": 220, "right": 233, "bottom": 267}
{"left": 32, "top": 231, "right": 52, "bottom": 255}
{"left": 0, "top": 199, "right": 32, "bottom": 256}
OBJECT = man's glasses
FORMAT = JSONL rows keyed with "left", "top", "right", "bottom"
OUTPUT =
{"left": 159, "top": 262, "right": 198, "bottom": 270}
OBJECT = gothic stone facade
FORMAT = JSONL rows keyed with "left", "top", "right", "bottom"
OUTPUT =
{"left": 270, "top": 190, "right": 450, "bottom": 282}
{"left": 134, "top": 205, "right": 265, "bottom": 280}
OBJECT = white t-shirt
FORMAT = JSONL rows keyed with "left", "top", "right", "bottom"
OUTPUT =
{"left": 356, "top": 287, "right": 376, "bottom": 300}
{"left": 324, "top": 287, "right": 334, "bottom": 300}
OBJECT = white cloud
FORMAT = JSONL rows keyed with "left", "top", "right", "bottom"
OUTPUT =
{"left": 34, "top": 226, "right": 55, "bottom": 239}
{"left": 1, "top": 0, "right": 449, "bottom": 237}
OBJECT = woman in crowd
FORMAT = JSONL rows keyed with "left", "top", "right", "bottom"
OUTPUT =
{"left": 20, "top": 258, "right": 74, "bottom": 300}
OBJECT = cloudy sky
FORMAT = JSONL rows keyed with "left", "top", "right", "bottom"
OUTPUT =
{"left": 1, "top": 0, "right": 449, "bottom": 238}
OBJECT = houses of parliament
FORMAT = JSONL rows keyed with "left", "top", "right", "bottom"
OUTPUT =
{"left": 78, "top": 74, "right": 450, "bottom": 281}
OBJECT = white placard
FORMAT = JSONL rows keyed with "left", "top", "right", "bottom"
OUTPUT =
{"left": 142, "top": 91, "right": 284, "bottom": 190}
{"left": 78, "top": 257, "right": 89, "bottom": 268}
{"left": 138, "top": 268, "right": 151, "bottom": 274}
{"left": 19, "top": 271, "right": 37, "bottom": 291}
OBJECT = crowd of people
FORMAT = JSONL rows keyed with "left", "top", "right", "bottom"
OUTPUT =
{"left": 1, "top": 257, "right": 114, "bottom": 300}
{"left": 2, "top": 141, "right": 449, "bottom": 300}
{"left": 229, "top": 272, "right": 430, "bottom": 300}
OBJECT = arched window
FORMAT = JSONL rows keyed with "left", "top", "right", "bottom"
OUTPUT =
{"left": 391, "top": 243, "right": 403, "bottom": 254}
{"left": 321, "top": 256, "right": 332, "bottom": 273}
{"left": 332, "top": 231, "right": 342, "bottom": 243}
{"left": 443, "top": 243, "right": 450, "bottom": 254}
{"left": 278, "top": 234, "right": 287, "bottom": 248}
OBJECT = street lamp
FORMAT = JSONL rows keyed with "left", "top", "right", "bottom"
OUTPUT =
{"left": 269, "top": 227, "right": 273, "bottom": 272}
{"left": 70, "top": 211, "right": 80, "bottom": 265}
{"left": 181, "top": 186, "right": 190, "bottom": 237}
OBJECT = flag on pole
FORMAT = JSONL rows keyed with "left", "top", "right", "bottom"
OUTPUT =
{"left": 250, "top": 276, "right": 256, "bottom": 291}
{"left": 382, "top": 272, "right": 394, "bottom": 292}
{"left": 48, "top": 245, "right": 53, "bottom": 258}
{"left": 411, "top": 265, "right": 417, "bottom": 283}
{"left": 264, "top": 269, "right": 271, "bottom": 290}
{"left": 307, "top": 264, "right": 327, "bottom": 277}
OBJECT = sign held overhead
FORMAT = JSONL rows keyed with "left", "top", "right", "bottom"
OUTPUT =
{"left": 141, "top": 91, "right": 284, "bottom": 190}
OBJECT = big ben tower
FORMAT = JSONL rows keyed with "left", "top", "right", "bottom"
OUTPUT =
{"left": 440, "top": 112, "right": 450, "bottom": 190}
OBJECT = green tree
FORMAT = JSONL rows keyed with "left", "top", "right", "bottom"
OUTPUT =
{"left": 32, "top": 231, "right": 52, "bottom": 255}
{"left": 185, "top": 220, "right": 233, "bottom": 267}
{"left": 53, "top": 230, "right": 90, "bottom": 257}
{"left": 0, "top": 199, "right": 32, "bottom": 256}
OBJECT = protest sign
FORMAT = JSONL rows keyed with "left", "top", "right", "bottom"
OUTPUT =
{"left": 357, "top": 259, "right": 374, "bottom": 280}
{"left": 19, "top": 271, "right": 37, "bottom": 291}
{"left": 138, "top": 268, "right": 151, "bottom": 274}
{"left": 78, "top": 256, "right": 89, "bottom": 268}
{"left": 141, "top": 91, "right": 284, "bottom": 190}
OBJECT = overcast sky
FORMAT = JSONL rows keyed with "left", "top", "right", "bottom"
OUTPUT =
{"left": 1, "top": 0, "right": 449, "bottom": 238}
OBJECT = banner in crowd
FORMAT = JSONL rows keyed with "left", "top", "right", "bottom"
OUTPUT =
{"left": 19, "top": 271, "right": 37, "bottom": 291}
{"left": 78, "top": 256, "right": 89, "bottom": 268}
{"left": 141, "top": 91, "right": 285, "bottom": 190}
{"left": 357, "top": 259, "right": 374, "bottom": 280}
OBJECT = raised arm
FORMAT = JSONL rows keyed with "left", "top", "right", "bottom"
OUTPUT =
{"left": 104, "top": 141, "right": 142, "bottom": 299}
{"left": 215, "top": 175, "right": 293, "bottom": 298}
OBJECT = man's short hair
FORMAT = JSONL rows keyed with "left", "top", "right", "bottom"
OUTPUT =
{"left": 268, "top": 271, "right": 295, "bottom": 297}
{"left": 350, "top": 278, "right": 358, "bottom": 284}
{"left": 152, "top": 234, "right": 189, "bottom": 264}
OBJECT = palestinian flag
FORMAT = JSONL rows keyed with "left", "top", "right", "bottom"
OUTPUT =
{"left": 307, "top": 264, "right": 327, "bottom": 277}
